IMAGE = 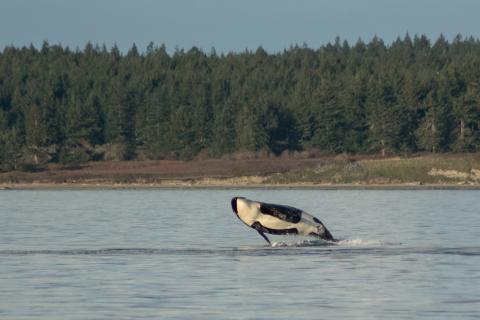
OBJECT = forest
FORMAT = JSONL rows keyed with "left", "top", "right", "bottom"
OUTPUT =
{"left": 0, "top": 34, "right": 480, "bottom": 171}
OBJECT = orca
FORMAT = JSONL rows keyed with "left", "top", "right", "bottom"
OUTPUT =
{"left": 231, "top": 197, "right": 335, "bottom": 245}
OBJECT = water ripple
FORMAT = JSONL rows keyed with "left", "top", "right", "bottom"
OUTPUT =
{"left": 1, "top": 245, "right": 480, "bottom": 257}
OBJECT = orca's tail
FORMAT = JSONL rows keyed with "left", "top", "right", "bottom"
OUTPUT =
{"left": 323, "top": 229, "right": 337, "bottom": 242}
{"left": 313, "top": 226, "right": 336, "bottom": 242}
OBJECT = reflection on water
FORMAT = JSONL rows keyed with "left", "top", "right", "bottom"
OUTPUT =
{"left": 1, "top": 189, "right": 480, "bottom": 319}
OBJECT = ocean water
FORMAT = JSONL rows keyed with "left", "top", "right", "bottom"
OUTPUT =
{"left": 0, "top": 189, "right": 479, "bottom": 319}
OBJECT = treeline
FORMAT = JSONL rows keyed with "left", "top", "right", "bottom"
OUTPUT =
{"left": 1, "top": 35, "right": 480, "bottom": 170}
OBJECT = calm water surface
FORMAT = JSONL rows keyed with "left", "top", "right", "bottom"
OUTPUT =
{"left": 1, "top": 189, "right": 479, "bottom": 319}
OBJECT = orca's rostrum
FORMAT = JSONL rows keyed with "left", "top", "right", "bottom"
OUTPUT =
{"left": 231, "top": 197, "right": 335, "bottom": 245}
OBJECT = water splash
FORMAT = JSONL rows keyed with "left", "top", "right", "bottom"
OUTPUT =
{"left": 269, "top": 237, "right": 390, "bottom": 248}
{"left": 271, "top": 239, "right": 335, "bottom": 247}
{"left": 336, "top": 238, "right": 386, "bottom": 246}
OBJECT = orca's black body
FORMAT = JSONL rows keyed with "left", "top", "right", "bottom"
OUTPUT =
{"left": 231, "top": 197, "right": 335, "bottom": 245}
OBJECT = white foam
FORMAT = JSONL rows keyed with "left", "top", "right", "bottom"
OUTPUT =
{"left": 252, "top": 238, "right": 392, "bottom": 248}
{"left": 336, "top": 238, "right": 384, "bottom": 246}
{"left": 271, "top": 239, "right": 332, "bottom": 247}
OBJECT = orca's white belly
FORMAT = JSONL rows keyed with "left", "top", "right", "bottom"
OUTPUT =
{"left": 257, "top": 214, "right": 295, "bottom": 230}
{"left": 256, "top": 215, "right": 318, "bottom": 235}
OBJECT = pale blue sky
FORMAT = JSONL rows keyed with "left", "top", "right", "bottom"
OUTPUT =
{"left": 1, "top": 0, "right": 479, "bottom": 53}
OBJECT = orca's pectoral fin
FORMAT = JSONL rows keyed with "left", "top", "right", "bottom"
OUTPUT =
{"left": 257, "top": 230, "right": 271, "bottom": 246}
{"left": 251, "top": 222, "right": 271, "bottom": 245}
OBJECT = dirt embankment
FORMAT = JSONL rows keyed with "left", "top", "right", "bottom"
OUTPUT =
{"left": 1, "top": 154, "right": 480, "bottom": 189}
{"left": 0, "top": 157, "right": 332, "bottom": 185}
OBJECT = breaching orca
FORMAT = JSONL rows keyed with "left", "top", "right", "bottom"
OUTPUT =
{"left": 231, "top": 197, "right": 335, "bottom": 245}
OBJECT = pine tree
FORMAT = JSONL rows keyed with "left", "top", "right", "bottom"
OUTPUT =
{"left": 310, "top": 74, "right": 346, "bottom": 152}
{"left": 414, "top": 81, "right": 453, "bottom": 153}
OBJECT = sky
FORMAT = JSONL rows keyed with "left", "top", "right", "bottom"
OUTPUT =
{"left": 1, "top": 0, "right": 479, "bottom": 53}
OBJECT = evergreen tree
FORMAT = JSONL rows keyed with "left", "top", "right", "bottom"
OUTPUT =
{"left": 1, "top": 35, "right": 480, "bottom": 170}
{"left": 415, "top": 91, "right": 450, "bottom": 153}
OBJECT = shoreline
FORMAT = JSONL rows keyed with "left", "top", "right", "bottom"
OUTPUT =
{"left": 1, "top": 154, "right": 480, "bottom": 190}
{"left": 2, "top": 181, "right": 480, "bottom": 190}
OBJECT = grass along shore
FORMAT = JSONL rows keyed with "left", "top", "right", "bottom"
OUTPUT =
{"left": 266, "top": 154, "right": 480, "bottom": 185}
{"left": 1, "top": 154, "right": 480, "bottom": 189}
